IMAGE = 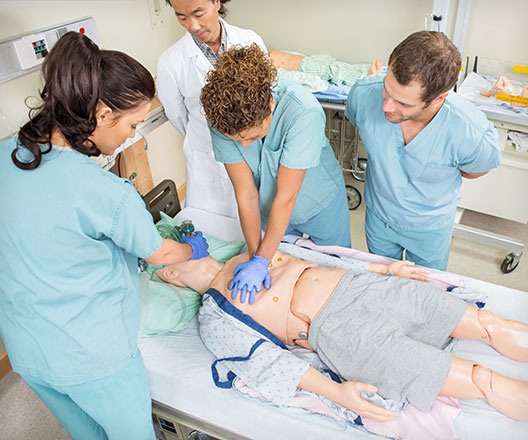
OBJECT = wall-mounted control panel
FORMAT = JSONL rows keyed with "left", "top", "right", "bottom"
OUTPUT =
{"left": 0, "top": 17, "right": 99, "bottom": 84}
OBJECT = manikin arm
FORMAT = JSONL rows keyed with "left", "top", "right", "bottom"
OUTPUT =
{"left": 277, "top": 243, "right": 431, "bottom": 281}
{"left": 368, "top": 260, "right": 431, "bottom": 281}
{"left": 299, "top": 367, "right": 395, "bottom": 422}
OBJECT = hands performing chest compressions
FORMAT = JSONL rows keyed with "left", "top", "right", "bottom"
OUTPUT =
{"left": 201, "top": 44, "right": 351, "bottom": 303}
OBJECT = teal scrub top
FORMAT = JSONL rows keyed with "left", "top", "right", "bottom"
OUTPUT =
{"left": 346, "top": 75, "right": 501, "bottom": 231}
{"left": 0, "top": 137, "right": 162, "bottom": 385}
{"left": 211, "top": 77, "right": 343, "bottom": 226}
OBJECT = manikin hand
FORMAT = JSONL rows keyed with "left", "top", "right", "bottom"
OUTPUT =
{"left": 229, "top": 255, "right": 271, "bottom": 304}
{"left": 335, "top": 381, "right": 395, "bottom": 422}
{"left": 388, "top": 260, "right": 431, "bottom": 281}
{"left": 182, "top": 231, "right": 209, "bottom": 260}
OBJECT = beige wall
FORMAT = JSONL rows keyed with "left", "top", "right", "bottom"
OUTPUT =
{"left": 0, "top": 0, "right": 187, "bottom": 188}
{"left": 226, "top": 0, "right": 526, "bottom": 74}
{"left": 227, "top": 0, "right": 433, "bottom": 64}
{"left": 1, "top": 0, "right": 527, "bottom": 189}
{"left": 462, "top": 0, "right": 528, "bottom": 78}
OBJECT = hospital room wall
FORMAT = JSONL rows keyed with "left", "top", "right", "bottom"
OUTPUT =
{"left": 0, "top": 0, "right": 187, "bottom": 190}
{"left": 227, "top": 0, "right": 527, "bottom": 71}
{"left": 227, "top": 0, "right": 436, "bottom": 65}
{"left": 462, "top": 0, "right": 528, "bottom": 71}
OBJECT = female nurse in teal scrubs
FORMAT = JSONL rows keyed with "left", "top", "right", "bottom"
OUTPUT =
{"left": 201, "top": 44, "right": 350, "bottom": 305}
{"left": 0, "top": 32, "right": 208, "bottom": 440}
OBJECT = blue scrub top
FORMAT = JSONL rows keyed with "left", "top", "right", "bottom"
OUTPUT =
{"left": 0, "top": 137, "right": 162, "bottom": 385}
{"left": 346, "top": 75, "right": 501, "bottom": 231}
{"left": 211, "top": 77, "right": 344, "bottom": 226}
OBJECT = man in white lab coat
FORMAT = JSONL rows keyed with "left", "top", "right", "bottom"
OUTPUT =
{"left": 158, "top": 0, "right": 266, "bottom": 218}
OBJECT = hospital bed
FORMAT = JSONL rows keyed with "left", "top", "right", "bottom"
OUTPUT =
{"left": 138, "top": 192, "right": 528, "bottom": 440}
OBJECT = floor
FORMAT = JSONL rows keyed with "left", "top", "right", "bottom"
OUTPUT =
{"left": 1, "top": 183, "right": 527, "bottom": 440}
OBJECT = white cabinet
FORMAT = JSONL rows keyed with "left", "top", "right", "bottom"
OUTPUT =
{"left": 460, "top": 119, "right": 528, "bottom": 224}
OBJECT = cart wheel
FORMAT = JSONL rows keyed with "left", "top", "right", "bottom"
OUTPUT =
{"left": 500, "top": 253, "right": 521, "bottom": 274}
{"left": 346, "top": 185, "right": 362, "bottom": 210}
{"left": 352, "top": 158, "right": 368, "bottom": 182}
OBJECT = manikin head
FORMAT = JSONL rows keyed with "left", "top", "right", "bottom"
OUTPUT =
{"left": 383, "top": 31, "right": 461, "bottom": 124}
{"left": 154, "top": 256, "right": 223, "bottom": 294}
{"left": 201, "top": 44, "right": 277, "bottom": 147}
{"left": 167, "top": 0, "right": 230, "bottom": 47}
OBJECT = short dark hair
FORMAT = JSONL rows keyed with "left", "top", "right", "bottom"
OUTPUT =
{"left": 388, "top": 31, "right": 461, "bottom": 104}
{"left": 165, "top": 0, "right": 231, "bottom": 18}
{"left": 13, "top": 32, "right": 155, "bottom": 170}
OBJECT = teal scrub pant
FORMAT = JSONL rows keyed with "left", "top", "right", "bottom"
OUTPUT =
{"left": 286, "top": 186, "right": 351, "bottom": 248}
{"left": 21, "top": 352, "right": 155, "bottom": 440}
{"left": 365, "top": 209, "right": 453, "bottom": 271}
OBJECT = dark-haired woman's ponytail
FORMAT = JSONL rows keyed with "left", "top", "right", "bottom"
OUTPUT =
{"left": 13, "top": 31, "right": 155, "bottom": 170}
{"left": 14, "top": 32, "right": 102, "bottom": 170}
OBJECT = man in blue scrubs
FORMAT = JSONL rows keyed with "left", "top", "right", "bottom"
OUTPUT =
{"left": 346, "top": 31, "right": 501, "bottom": 270}
{"left": 201, "top": 44, "right": 350, "bottom": 304}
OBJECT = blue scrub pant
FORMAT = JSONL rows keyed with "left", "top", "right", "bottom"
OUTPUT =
{"left": 21, "top": 352, "right": 155, "bottom": 440}
{"left": 286, "top": 186, "right": 351, "bottom": 248}
{"left": 365, "top": 209, "right": 453, "bottom": 271}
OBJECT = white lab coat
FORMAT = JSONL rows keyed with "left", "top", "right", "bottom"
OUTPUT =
{"left": 157, "top": 20, "right": 267, "bottom": 218}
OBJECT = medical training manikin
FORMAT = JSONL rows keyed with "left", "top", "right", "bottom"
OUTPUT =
{"left": 153, "top": 247, "right": 528, "bottom": 422}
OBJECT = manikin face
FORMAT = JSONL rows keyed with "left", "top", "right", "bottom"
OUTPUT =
{"left": 170, "top": 0, "right": 221, "bottom": 46}
{"left": 89, "top": 101, "right": 151, "bottom": 155}
{"left": 155, "top": 255, "right": 223, "bottom": 294}
{"left": 225, "top": 99, "right": 275, "bottom": 148}
{"left": 382, "top": 68, "right": 430, "bottom": 124}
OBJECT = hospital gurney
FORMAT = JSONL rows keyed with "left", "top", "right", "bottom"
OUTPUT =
{"left": 276, "top": 64, "right": 365, "bottom": 210}
{"left": 319, "top": 100, "right": 365, "bottom": 210}
{"left": 138, "top": 189, "right": 528, "bottom": 440}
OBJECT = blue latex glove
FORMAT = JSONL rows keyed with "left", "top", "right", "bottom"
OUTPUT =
{"left": 229, "top": 255, "right": 271, "bottom": 304}
{"left": 182, "top": 231, "right": 209, "bottom": 260}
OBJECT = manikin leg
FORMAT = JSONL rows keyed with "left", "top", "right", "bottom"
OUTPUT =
{"left": 450, "top": 306, "right": 528, "bottom": 362}
{"left": 439, "top": 357, "right": 528, "bottom": 421}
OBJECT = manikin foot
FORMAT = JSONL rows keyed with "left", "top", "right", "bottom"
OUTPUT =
{"left": 440, "top": 358, "right": 528, "bottom": 421}
{"left": 479, "top": 309, "right": 528, "bottom": 362}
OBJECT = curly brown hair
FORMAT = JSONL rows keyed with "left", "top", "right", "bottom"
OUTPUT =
{"left": 200, "top": 44, "right": 277, "bottom": 135}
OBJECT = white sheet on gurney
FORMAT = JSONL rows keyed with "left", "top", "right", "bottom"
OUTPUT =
{"left": 139, "top": 207, "right": 528, "bottom": 439}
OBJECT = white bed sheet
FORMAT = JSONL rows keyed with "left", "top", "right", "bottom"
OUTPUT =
{"left": 139, "top": 207, "right": 528, "bottom": 440}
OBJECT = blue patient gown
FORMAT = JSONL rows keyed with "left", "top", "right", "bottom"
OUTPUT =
{"left": 0, "top": 137, "right": 161, "bottom": 439}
